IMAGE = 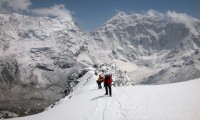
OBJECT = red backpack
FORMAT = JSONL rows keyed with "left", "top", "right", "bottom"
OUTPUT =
{"left": 108, "top": 75, "right": 112, "bottom": 85}
{"left": 104, "top": 75, "right": 112, "bottom": 85}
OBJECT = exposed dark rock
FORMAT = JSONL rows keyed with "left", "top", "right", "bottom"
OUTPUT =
{"left": 30, "top": 47, "right": 51, "bottom": 53}
{"left": 36, "top": 63, "right": 54, "bottom": 71}
{"left": 0, "top": 58, "right": 20, "bottom": 86}
{"left": 184, "top": 60, "right": 194, "bottom": 66}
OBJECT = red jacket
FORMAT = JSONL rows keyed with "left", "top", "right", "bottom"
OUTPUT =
{"left": 104, "top": 75, "right": 112, "bottom": 86}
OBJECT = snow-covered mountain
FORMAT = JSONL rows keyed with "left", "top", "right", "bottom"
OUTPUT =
{"left": 88, "top": 11, "right": 200, "bottom": 84}
{"left": 0, "top": 13, "right": 89, "bottom": 116}
{"left": 0, "top": 11, "right": 200, "bottom": 117}
{"left": 7, "top": 69, "right": 200, "bottom": 120}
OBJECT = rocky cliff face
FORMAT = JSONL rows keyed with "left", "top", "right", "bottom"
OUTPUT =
{"left": 0, "top": 12, "right": 200, "bottom": 117}
{"left": 91, "top": 12, "right": 199, "bottom": 58}
{"left": 89, "top": 12, "right": 200, "bottom": 84}
{"left": 0, "top": 13, "right": 89, "bottom": 116}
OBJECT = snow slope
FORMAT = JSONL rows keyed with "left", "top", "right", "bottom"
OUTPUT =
{"left": 0, "top": 13, "right": 89, "bottom": 114}
{"left": 88, "top": 11, "right": 200, "bottom": 84}
{"left": 1, "top": 11, "right": 200, "bottom": 116}
{"left": 9, "top": 70, "right": 200, "bottom": 120}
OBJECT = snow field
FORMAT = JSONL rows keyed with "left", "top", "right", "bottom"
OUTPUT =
{"left": 9, "top": 69, "right": 200, "bottom": 120}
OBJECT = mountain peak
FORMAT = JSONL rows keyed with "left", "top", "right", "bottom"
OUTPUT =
{"left": 116, "top": 12, "right": 127, "bottom": 17}
{"left": 112, "top": 12, "right": 128, "bottom": 19}
{"left": 104, "top": 11, "right": 128, "bottom": 25}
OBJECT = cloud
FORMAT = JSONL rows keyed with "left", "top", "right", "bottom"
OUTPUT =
{"left": 146, "top": 9, "right": 164, "bottom": 18}
{"left": 0, "top": 0, "right": 31, "bottom": 12}
{"left": 0, "top": 0, "right": 73, "bottom": 21}
{"left": 31, "top": 4, "right": 73, "bottom": 21}
{"left": 166, "top": 11, "right": 199, "bottom": 28}
{"left": 145, "top": 10, "right": 199, "bottom": 31}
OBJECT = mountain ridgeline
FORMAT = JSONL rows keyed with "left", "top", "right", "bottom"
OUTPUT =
{"left": 0, "top": 12, "right": 200, "bottom": 117}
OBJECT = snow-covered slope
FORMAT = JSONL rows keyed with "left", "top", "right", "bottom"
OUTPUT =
{"left": 1, "top": 11, "right": 200, "bottom": 116}
{"left": 8, "top": 69, "right": 200, "bottom": 120}
{"left": 93, "top": 12, "right": 200, "bottom": 54}
{"left": 88, "top": 12, "right": 200, "bottom": 84}
{"left": 0, "top": 13, "right": 89, "bottom": 115}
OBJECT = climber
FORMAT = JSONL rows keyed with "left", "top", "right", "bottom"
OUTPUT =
{"left": 94, "top": 71, "right": 98, "bottom": 76}
{"left": 104, "top": 74, "right": 112, "bottom": 96}
{"left": 96, "top": 75, "right": 104, "bottom": 89}
{"left": 64, "top": 89, "right": 68, "bottom": 97}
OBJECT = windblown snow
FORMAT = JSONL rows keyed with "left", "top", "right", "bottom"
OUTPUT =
{"left": 8, "top": 69, "right": 200, "bottom": 120}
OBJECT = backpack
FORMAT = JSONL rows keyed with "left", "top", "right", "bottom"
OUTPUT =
{"left": 104, "top": 75, "right": 112, "bottom": 85}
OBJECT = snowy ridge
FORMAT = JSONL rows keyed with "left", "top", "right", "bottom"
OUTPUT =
{"left": 0, "top": 12, "right": 88, "bottom": 116}
{"left": 89, "top": 11, "right": 200, "bottom": 85}
{"left": 0, "top": 11, "right": 200, "bottom": 117}
{"left": 8, "top": 69, "right": 200, "bottom": 120}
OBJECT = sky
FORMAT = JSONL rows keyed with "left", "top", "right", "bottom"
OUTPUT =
{"left": 0, "top": 0, "right": 200, "bottom": 31}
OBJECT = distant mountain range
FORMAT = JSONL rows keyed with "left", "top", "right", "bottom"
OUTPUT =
{"left": 0, "top": 11, "right": 200, "bottom": 117}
